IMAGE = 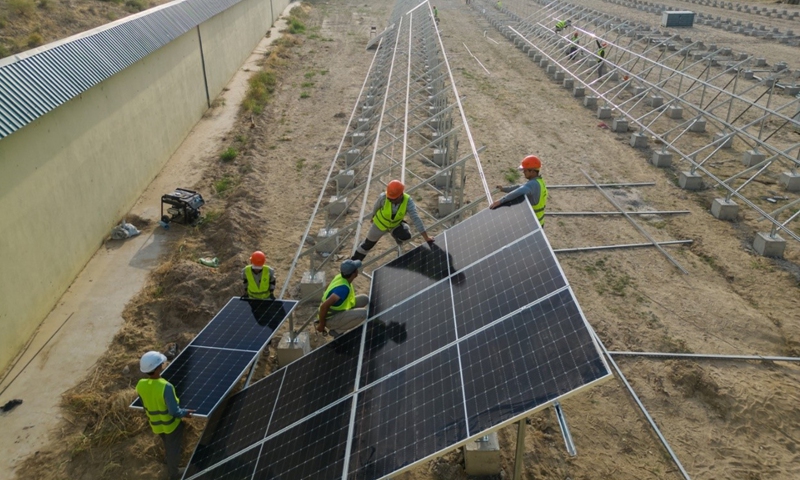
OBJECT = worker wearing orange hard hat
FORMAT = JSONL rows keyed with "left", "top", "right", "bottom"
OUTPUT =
{"left": 490, "top": 155, "right": 548, "bottom": 227}
{"left": 242, "top": 250, "right": 276, "bottom": 300}
{"left": 351, "top": 180, "right": 434, "bottom": 261}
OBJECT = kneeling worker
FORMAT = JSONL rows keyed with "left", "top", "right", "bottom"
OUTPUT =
{"left": 490, "top": 155, "right": 548, "bottom": 227}
{"left": 137, "top": 351, "right": 195, "bottom": 480}
{"left": 317, "top": 260, "right": 369, "bottom": 336}
{"left": 242, "top": 250, "right": 275, "bottom": 299}
{"left": 351, "top": 180, "right": 434, "bottom": 261}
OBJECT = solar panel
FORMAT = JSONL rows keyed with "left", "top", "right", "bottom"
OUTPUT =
{"left": 131, "top": 298, "right": 296, "bottom": 417}
{"left": 184, "top": 199, "right": 611, "bottom": 480}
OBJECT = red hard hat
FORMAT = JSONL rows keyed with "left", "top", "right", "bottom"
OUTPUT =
{"left": 519, "top": 155, "right": 542, "bottom": 170}
{"left": 250, "top": 251, "right": 266, "bottom": 267}
{"left": 386, "top": 180, "right": 405, "bottom": 200}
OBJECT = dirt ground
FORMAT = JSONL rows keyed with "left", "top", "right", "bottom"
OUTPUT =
{"left": 10, "top": 0, "right": 800, "bottom": 479}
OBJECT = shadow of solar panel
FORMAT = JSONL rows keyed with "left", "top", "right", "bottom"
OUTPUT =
{"left": 254, "top": 398, "right": 353, "bottom": 479}
{"left": 189, "top": 441, "right": 261, "bottom": 480}
{"left": 444, "top": 196, "right": 538, "bottom": 271}
{"left": 369, "top": 241, "right": 453, "bottom": 315}
{"left": 459, "top": 289, "right": 610, "bottom": 433}
{"left": 132, "top": 347, "right": 255, "bottom": 416}
{"left": 267, "top": 328, "right": 362, "bottom": 434}
{"left": 452, "top": 231, "right": 565, "bottom": 338}
{"left": 186, "top": 370, "right": 285, "bottom": 476}
{"left": 348, "top": 345, "right": 468, "bottom": 480}
{"left": 360, "top": 281, "right": 456, "bottom": 387}
{"left": 193, "top": 299, "right": 297, "bottom": 351}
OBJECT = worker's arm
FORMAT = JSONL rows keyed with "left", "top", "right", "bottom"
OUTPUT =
{"left": 241, "top": 268, "right": 249, "bottom": 297}
{"left": 497, "top": 184, "right": 521, "bottom": 193}
{"left": 268, "top": 267, "right": 277, "bottom": 299}
{"left": 164, "top": 384, "right": 194, "bottom": 418}
{"left": 405, "top": 197, "right": 434, "bottom": 242}
{"left": 317, "top": 294, "right": 340, "bottom": 331}
{"left": 370, "top": 195, "right": 385, "bottom": 219}
{"left": 490, "top": 178, "right": 540, "bottom": 209}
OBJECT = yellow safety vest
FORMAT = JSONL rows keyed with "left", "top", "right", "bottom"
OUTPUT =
{"left": 556, "top": 20, "right": 566, "bottom": 29}
{"left": 245, "top": 265, "right": 272, "bottom": 299}
{"left": 373, "top": 194, "right": 409, "bottom": 231}
{"left": 321, "top": 274, "right": 355, "bottom": 317}
{"left": 532, "top": 177, "right": 548, "bottom": 226}
{"left": 136, "top": 378, "right": 180, "bottom": 435}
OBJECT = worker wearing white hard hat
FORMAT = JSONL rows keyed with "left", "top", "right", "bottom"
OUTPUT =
{"left": 136, "top": 351, "right": 195, "bottom": 480}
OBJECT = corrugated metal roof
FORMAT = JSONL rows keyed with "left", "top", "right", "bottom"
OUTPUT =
{"left": 0, "top": 0, "right": 247, "bottom": 139}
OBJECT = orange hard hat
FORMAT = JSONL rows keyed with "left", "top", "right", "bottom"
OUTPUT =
{"left": 518, "top": 155, "right": 542, "bottom": 170}
{"left": 250, "top": 251, "right": 266, "bottom": 267}
{"left": 386, "top": 180, "right": 405, "bottom": 200}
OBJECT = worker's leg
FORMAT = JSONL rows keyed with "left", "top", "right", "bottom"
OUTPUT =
{"left": 353, "top": 224, "right": 387, "bottom": 260}
{"left": 161, "top": 421, "right": 184, "bottom": 480}
{"left": 390, "top": 222, "right": 412, "bottom": 244}
{"left": 325, "top": 304, "right": 369, "bottom": 333}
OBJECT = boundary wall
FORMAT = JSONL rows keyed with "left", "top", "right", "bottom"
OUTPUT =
{"left": 0, "top": 0, "right": 290, "bottom": 372}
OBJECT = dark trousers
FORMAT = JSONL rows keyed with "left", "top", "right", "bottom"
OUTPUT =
{"left": 160, "top": 421, "right": 184, "bottom": 480}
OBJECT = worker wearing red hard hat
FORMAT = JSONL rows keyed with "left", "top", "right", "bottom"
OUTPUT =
{"left": 242, "top": 250, "right": 276, "bottom": 299}
{"left": 351, "top": 180, "right": 434, "bottom": 261}
{"left": 136, "top": 351, "right": 195, "bottom": 480}
{"left": 490, "top": 155, "right": 548, "bottom": 227}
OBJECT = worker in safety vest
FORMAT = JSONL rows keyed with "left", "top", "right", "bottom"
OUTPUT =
{"left": 242, "top": 250, "right": 276, "bottom": 299}
{"left": 567, "top": 31, "right": 580, "bottom": 60}
{"left": 351, "top": 180, "right": 434, "bottom": 261}
{"left": 596, "top": 39, "right": 607, "bottom": 78}
{"left": 554, "top": 19, "right": 571, "bottom": 33}
{"left": 491, "top": 155, "right": 548, "bottom": 227}
{"left": 136, "top": 351, "right": 195, "bottom": 480}
{"left": 317, "top": 259, "right": 369, "bottom": 337}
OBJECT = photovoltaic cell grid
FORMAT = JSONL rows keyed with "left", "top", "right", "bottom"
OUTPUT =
{"left": 184, "top": 200, "right": 611, "bottom": 480}
{"left": 131, "top": 298, "right": 296, "bottom": 417}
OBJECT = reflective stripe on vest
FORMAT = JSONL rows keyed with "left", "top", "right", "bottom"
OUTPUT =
{"left": 556, "top": 21, "right": 566, "bottom": 29}
{"left": 373, "top": 194, "right": 409, "bottom": 231}
{"left": 321, "top": 274, "right": 356, "bottom": 316}
{"left": 245, "top": 265, "right": 272, "bottom": 299}
{"left": 532, "top": 177, "right": 548, "bottom": 226}
{"left": 597, "top": 48, "right": 606, "bottom": 61}
{"left": 136, "top": 378, "right": 180, "bottom": 435}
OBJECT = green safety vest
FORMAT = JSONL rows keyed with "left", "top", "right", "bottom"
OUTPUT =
{"left": 373, "top": 194, "right": 409, "bottom": 231}
{"left": 556, "top": 20, "right": 566, "bottom": 29}
{"left": 321, "top": 274, "right": 355, "bottom": 317}
{"left": 136, "top": 378, "right": 180, "bottom": 435}
{"left": 245, "top": 265, "right": 272, "bottom": 299}
{"left": 597, "top": 47, "right": 606, "bottom": 62}
{"left": 532, "top": 177, "right": 548, "bottom": 226}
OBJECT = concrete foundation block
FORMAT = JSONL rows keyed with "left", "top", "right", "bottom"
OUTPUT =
{"left": 651, "top": 151, "right": 673, "bottom": 167}
{"left": 778, "top": 172, "right": 800, "bottom": 191}
{"left": 345, "top": 148, "right": 360, "bottom": 167}
{"left": 299, "top": 270, "right": 325, "bottom": 299}
{"left": 553, "top": 71, "right": 565, "bottom": 81}
{"left": 597, "top": 106, "right": 613, "bottom": 119}
{"left": 433, "top": 148, "right": 448, "bottom": 166}
{"left": 689, "top": 118, "right": 707, "bottom": 132}
{"left": 277, "top": 332, "right": 311, "bottom": 367}
{"left": 667, "top": 105, "right": 684, "bottom": 119}
{"left": 584, "top": 96, "right": 598, "bottom": 107}
{"left": 742, "top": 150, "right": 765, "bottom": 167}
{"left": 336, "top": 169, "right": 354, "bottom": 190}
{"left": 679, "top": 171, "right": 703, "bottom": 190}
{"left": 755, "top": 57, "right": 767, "bottom": 67}
{"left": 714, "top": 132, "right": 733, "bottom": 148}
{"left": 431, "top": 132, "right": 444, "bottom": 147}
{"left": 630, "top": 132, "right": 648, "bottom": 148}
{"left": 647, "top": 95, "right": 664, "bottom": 108}
{"left": 533, "top": 53, "right": 542, "bottom": 62}
{"left": 350, "top": 131, "right": 367, "bottom": 147}
{"left": 609, "top": 71, "right": 620, "bottom": 81}
{"left": 562, "top": 77, "right": 574, "bottom": 89}
{"left": 464, "top": 433, "right": 501, "bottom": 476}
{"left": 528, "top": 50, "right": 537, "bottom": 58}
{"left": 327, "top": 196, "right": 347, "bottom": 217}
{"left": 539, "top": 59, "right": 549, "bottom": 68}
{"left": 434, "top": 170, "right": 452, "bottom": 187}
{"left": 711, "top": 198, "right": 739, "bottom": 220}
{"left": 742, "top": 70, "right": 754, "bottom": 80}
{"left": 546, "top": 65, "right": 556, "bottom": 74}
{"left": 612, "top": 118, "right": 628, "bottom": 132}
{"left": 753, "top": 232, "right": 786, "bottom": 258}
{"left": 315, "top": 228, "right": 340, "bottom": 254}
{"left": 573, "top": 86, "right": 585, "bottom": 98}
{"left": 438, "top": 196, "right": 455, "bottom": 218}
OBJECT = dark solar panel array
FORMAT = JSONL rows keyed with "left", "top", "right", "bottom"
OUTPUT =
{"left": 131, "top": 298, "right": 296, "bottom": 417}
{"left": 183, "top": 199, "right": 610, "bottom": 479}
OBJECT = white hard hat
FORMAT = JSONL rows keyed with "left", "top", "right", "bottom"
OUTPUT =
{"left": 140, "top": 351, "right": 167, "bottom": 373}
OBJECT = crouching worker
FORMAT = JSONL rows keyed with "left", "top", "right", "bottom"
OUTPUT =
{"left": 317, "top": 260, "right": 369, "bottom": 337}
{"left": 136, "top": 351, "right": 195, "bottom": 480}
{"left": 351, "top": 180, "right": 434, "bottom": 261}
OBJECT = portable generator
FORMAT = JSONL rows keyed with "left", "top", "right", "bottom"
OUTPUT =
{"left": 160, "top": 188, "right": 204, "bottom": 226}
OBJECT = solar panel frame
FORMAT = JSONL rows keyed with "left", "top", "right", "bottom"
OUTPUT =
{"left": 184, "top": 199, "right": 613, "bottom": 479}
{"left": 130, "top": 298, "right": 297, "bottom": 417}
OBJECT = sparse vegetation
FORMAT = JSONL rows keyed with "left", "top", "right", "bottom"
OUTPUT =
{"left": 213, "top": 176, "right": 236, "bottom": 196}
{"left": 503, "top": 167, "right": 520, "bottom": 183}
{"left": 125, "top": 0, "right": 147, "bottom": 12}
{"left": 26, "top": 32, "right": 43, "bottom": 48}
{"left": 301, "top": 81, "right": 314, "bottom": 88}
{"left": 220, "top": 147, "right": 238, "bottom": 162}
{"left": 300, "top": 91, "right": 310, "bottom": 99}
{"left": 8, "top": 0, "right": 35, "bottom": 16}
{"left": 242, "top": 70, "right": 277, "bottom": 114}
{"left": 295, "top": 158, "right": 306, "bottom": 172}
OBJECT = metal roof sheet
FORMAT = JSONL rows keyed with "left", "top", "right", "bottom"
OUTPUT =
{"left": 0, "top": 0, "right": 249, "bottom": 139}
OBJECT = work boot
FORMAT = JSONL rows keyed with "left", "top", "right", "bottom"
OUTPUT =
{"left": 351, "top": 251, "right": 366, "bottom": 261}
